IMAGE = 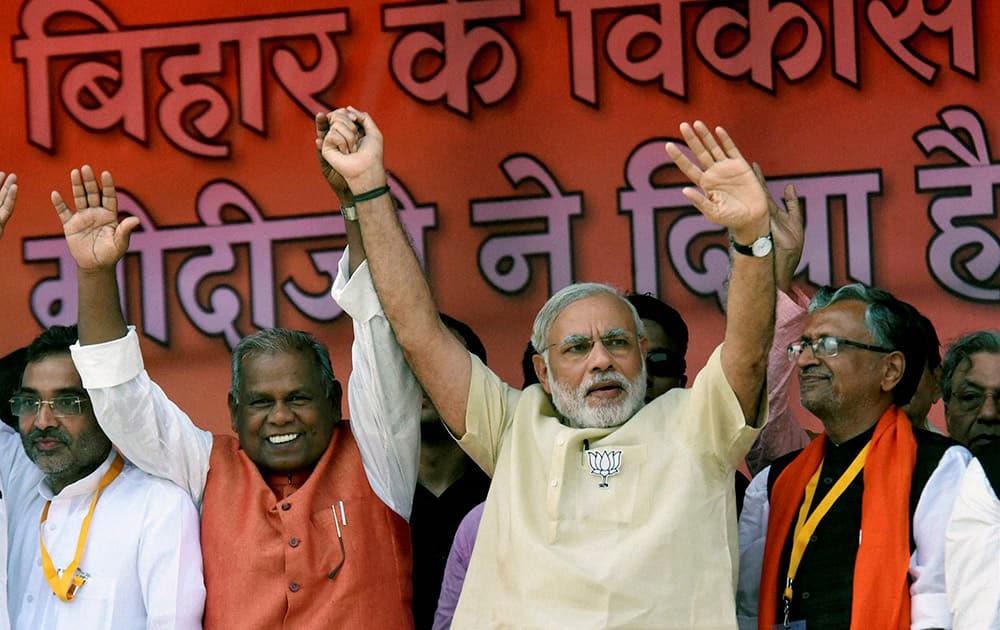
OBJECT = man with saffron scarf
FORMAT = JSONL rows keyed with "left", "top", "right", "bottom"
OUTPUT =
{"left": 751, "top": 285, "right": 969, "bottom": 630}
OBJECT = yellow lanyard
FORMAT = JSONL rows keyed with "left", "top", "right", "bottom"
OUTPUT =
{"left": 783, "top": 442, "right": 871, "bottom": 603}
{"left": 39, "top": 453, "right": 124, "bottom": 601}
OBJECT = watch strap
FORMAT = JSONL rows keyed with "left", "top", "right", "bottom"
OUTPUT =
{"left": 730, "top": 232, "right": 772, "bottom": 257}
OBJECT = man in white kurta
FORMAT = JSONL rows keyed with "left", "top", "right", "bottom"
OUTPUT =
{"left": 0, "top": 326, "right": 204, "bottom": 630}
{"left": 0, "top": 428, "right": 204, "bottom": 630}
{"left": 0, "top": 169, "right": 17, "bottom": 630}
{"left": 946, "top": 451, "right": 1000, "bottom": 628}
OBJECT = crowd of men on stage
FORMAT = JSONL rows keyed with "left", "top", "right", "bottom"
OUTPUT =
{"left": 0, "top": 108, "right": 997, "bottom": 629}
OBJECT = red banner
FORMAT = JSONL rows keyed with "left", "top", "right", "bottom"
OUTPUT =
{"left": 2, "top": 0, "right": 996, "bottom": 434}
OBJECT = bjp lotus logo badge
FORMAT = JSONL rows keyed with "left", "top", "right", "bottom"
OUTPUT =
{"left": 588, "top": 449, "right": 622, "bottom": 488}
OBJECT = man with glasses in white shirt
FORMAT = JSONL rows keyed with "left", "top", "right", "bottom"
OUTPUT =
{"left": 940, "top": 330, "right": 1000, "bottom": 628}
{"left": 1, "top": 325, "right": 205, "bottom": 630}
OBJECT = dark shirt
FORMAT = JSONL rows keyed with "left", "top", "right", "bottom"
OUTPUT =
{"left": 410, "top": 464, "right": 490, "bottom": 630}
{"left": 766, "top": 426, "right": 959, "bottom": 630}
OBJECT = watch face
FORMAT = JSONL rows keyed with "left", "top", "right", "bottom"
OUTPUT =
{"left": 751, "top": 236, "right": 773, "bottom": 257}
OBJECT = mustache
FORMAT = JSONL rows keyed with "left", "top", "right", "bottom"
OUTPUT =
{"left": 799, "top": 366, "right": 831, "bottom": 378}
{"left": 583, "top": 370, "right": 630, "bottom": 391}
{"left": 26, "top": 427, "right": 71, "bottom": 446}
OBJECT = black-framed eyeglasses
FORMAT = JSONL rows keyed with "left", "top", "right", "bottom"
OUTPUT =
{"left": 786, "top": 336, "right": 893, "bottom": 363}
{"left": 646, "top": 351, "right": 684, "bottom": 378}
{"left": 9, "top": 395, "right": 89, "bottom": 418}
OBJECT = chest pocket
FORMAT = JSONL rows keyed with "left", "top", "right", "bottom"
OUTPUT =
{"left": 555, "top": 444, "right": 648, "bottom": 530}
{"left": 56, "top": 572, "right": 116, "bottom": 630}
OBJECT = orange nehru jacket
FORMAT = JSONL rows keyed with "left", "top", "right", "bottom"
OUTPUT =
{"left": 200, "top": 424, "right": 414, "bottom": 630}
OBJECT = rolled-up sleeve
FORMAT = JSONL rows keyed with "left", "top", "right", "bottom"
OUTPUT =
{"left": 331, "top": 249, "right": 422, "bottom": 520}
{"left": 71, "top": 328, "right": 213, "bottom": 507}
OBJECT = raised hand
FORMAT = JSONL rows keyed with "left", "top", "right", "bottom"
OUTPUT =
{"left": 753, "top": 163, "right": 802, "bottom": 291}
{"left": 319, "top": 106, "right": 386, "bottom": 193}
{"left": 665, "top": 122, "right": 769, "bottom": 241}
{"left": 51, "top": 165, "right": 139, "bottom": 272}
{"left": 0, "top": 172, "right": 17, "bottom": 239}
{"left": 315, "top": 109, "right": 364, "bottom": 204}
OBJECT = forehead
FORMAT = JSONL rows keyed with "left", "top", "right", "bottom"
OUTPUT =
{"left": 954, "top": 352, "right": 1000, "bottom": 387}
{"left": 548, "top": 293, "right": 636, "bottom": 342}
{"left": 20, "top": 354, "right": 83, "bottom": 392}
{"left": 803, "top": 300, "right": 872, "bottom": 341}
{"left": 238, "top": 350, "right": 324, "bottom": 394}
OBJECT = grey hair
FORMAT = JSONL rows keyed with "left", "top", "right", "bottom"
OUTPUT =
{"left": 230, "top": 328, "right": 337, "bottom": 400}
{"left": 531, "top": 283, "right": 645, "bottom": 354}
{"left": 808, "top": 283, "right": 926, "bottom": 406}
{"left": 941, "top": 330, "right": 1000, "bottom": 404}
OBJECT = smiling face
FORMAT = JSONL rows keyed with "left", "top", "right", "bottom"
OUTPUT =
{"left": 945, "top": 352, "right": 1000, "bottom": 456}
{"left": 18, "top": 354, "right": 112, "bottom": 494}
{"left": 796, "top": 300, "right": 903, "bottom": 436}
{"left": 229, "top": 349, "right": 340, "bottom": 473}
{"left": 533, "top": 293, "right": 647, "bottom": 429}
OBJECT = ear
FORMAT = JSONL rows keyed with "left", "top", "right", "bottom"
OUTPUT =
{"left": 532, "top": 354, "right": 551, "bottom": 394}
{"left": 881, "top": 351, "right": 905, "bottom": 393}
{"left": 228, "top": 392, "right": 239, "bottom": 433}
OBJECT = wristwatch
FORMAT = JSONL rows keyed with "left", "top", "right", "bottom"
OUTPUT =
{"left": 730, "top": 233, "right": 773, "bottom": 257}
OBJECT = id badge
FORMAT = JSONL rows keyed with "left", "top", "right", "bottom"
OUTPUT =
{"left": 771, "top": 622, "right": 806, "bottom": 630}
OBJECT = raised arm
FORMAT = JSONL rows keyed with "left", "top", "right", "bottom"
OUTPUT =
{"left": 54, "top": 167, "right": 213, "bottom": 504}
{"left": 320, "top": 107, "right": 473, "bottom": 437}
{"left": 51, "top": 165, "right": 137, "bottom": 345}
{"left": 666, "top": 122, "right": 774, "bottom": 424}
{"left": 320, "top": 110, "right": 423, "bottom": 519}
{"left": 745, "top": 164, "right": 810, "bottom": 474}
{"left": 0, "top": 171, "right": 17, "bottom": 239}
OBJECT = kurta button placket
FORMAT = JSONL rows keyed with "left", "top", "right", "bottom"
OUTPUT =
{"left": 289, "top": 582, "right": 300, "bottom": 593}
{"left": 289, "top": 537, "right": 299, "bottom": 548}
{"left": 281, "top": 502, "right": 291, "bottom": 511}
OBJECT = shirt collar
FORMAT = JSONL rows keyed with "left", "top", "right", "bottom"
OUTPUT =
{"left": 37, "top": 448, "right": 120, "bottom": 501}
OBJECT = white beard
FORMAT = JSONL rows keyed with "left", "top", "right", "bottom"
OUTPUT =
{"left": 547, "top": 363, "right": 647, "bottom": 429}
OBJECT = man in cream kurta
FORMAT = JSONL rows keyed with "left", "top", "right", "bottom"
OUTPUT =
{"left": 317, "top": 110, "right": 776, "bottom": 628}
{"left": 454, "top": 347, "right": 759, "bottom": 627}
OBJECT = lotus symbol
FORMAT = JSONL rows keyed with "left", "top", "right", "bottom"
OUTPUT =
{"left": 588, "top": 449, "right": 622, "bottom": 488}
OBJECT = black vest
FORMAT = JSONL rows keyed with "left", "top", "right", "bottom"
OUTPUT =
{"left": 975, "top": 439, "right": 1000, "bottom": 497}
{"left": 764, "top": 427, "right": 960, "bottom": 630}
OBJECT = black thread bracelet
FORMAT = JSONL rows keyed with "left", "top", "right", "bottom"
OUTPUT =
{"left": 352, "top": 185, "right": 391, "bottom": 203}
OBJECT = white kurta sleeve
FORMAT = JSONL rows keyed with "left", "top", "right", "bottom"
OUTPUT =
{"left": 71, "top": 328, "right": 213, "bottom": 507}
{"left": 946, "top": 459, "right": 1000, "bottom": 629}
{"left": 330, "top": 250, "right": 422, "bottom": 520}
{"left": 138, "top": 478, "right": 206, "bottom": 629}
{"left": 737, "top": 466, "right": 771, "bottom": 630}
{"left": 909, "top": 444, "right": 972, "bottom": 629}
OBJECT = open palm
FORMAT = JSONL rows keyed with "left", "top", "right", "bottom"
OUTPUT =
{"left": 51, "top": 166, "right": 139, "bottom": 271}
{"left": 0, "top": 172, "right": 17, "bottom": 240}
{"left": 665, "top": 122, "right": 768, "bottom": 235}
